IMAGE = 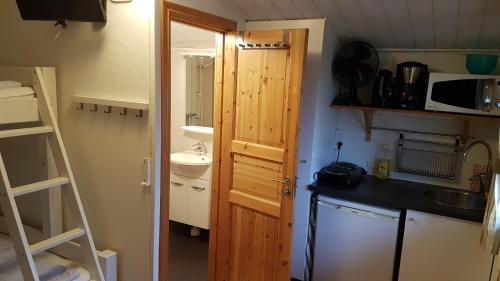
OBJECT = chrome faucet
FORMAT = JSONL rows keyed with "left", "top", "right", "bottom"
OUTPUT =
{"left": 463, "top": 140, "right": 492, "bottom": 196}
{"left": 192, "top": 141, "right": 207, "bottom": 155}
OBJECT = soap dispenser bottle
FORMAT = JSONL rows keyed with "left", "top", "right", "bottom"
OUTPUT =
{"left": 375, "top": 143, "right": 392, "bottom": 180}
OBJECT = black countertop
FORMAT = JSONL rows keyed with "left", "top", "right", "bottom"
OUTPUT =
{"left": 309, "top": 175, "right": 485, "bottom": 223}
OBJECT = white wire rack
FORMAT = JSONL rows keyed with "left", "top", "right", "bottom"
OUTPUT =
{"left": 395, "top": 134, "right": 460, "bottom": 180}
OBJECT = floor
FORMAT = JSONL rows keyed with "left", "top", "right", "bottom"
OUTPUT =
{"left": 168, "top": 221, "right": 209, "bottom": 281}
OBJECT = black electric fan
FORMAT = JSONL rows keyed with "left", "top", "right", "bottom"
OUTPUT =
{"left": 332, "top": 41, "right": 379, "bottom": 105}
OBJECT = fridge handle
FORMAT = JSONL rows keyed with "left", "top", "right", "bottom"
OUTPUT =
{"left": 318, "top": 201, "right": 400, "bottom": 222}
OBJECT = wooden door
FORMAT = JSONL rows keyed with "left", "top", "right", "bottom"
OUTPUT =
{"left": 213, "top": 29, "right": 308, "bottom": 281}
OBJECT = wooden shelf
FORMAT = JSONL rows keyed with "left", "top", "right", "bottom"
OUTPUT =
{"left": 331, "top": 104, "right": 500, "bottom": 141}
{"left": 72, "top": 95, "right": 149, "bottom": 110}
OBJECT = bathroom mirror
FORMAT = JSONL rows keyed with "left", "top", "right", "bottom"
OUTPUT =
{"left": 185, "top": 56, "right": 215, "bottom": 127}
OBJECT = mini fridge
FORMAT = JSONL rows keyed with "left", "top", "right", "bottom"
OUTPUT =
{"left": 312, "top": 195, "right": 401, "bottom": 281}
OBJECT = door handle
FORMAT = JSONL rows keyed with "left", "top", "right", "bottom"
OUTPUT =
{"left": 191, "top": 186, "right": 206, "bottom": 191}
{"left": 273, "top": 177, "right": 292, "bottom": 196}
{"left": 171, "top": 181, "right": 183, "bottom": 186}
{"left": 273, "top": 177, "right": 291, "bottom": 185}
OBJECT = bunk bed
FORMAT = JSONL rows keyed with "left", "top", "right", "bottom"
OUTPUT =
{"left": 0, "top": 66, "right": 117, "bottom": 281}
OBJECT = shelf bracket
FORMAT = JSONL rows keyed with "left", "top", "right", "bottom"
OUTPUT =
{"left": 363, "top": 110, "right": 374, "bottom": 141}
{"left": 461, "top": 119, "right": 470, "bottom": 144}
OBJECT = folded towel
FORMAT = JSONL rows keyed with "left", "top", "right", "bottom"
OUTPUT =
{"left": 0, "top": 86, "right": 35, "bottom": 99}
{"left": 0, "top": 81, "right": 21, "bottom": 89}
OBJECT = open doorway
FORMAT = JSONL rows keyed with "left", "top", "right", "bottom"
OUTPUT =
{"left": 159, "top": 3, "right": 237, "bottom": 281}
{"left": 168, "top": 21, "right": 217, "bottom": 281}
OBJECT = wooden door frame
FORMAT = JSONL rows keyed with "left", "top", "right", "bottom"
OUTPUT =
{"left": 159, "top": 2, "right": 237, "bottom": 281}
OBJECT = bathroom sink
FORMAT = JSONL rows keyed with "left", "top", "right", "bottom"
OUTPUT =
{"left": 170, "top": 151, "right": 212, "bottom": 166}
{"left": 423, "top": 189, "right": 487, "bottom": 210}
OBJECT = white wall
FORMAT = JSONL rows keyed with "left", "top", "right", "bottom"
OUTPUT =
{"left": 245, "top": 19, "right": 340, "bottom": 280}
{"left": 0, "top": 1, "right": 155, "bottom": 280}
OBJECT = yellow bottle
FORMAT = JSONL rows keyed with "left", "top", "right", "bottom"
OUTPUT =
{"left": 375, "top": 143, "right": 391, "bottom": 180}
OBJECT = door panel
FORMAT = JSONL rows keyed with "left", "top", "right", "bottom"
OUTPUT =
{"left": 230, "top": 205, "right": 278, "bottom": 280}
{"left": 214, "top": 29, "right": 308, "bottom": 281}
{"left": 233, "top": 154, "right": 282, "bottom": 201}
{"left": 235, "top": 50, "right": 288, "bottom": 147}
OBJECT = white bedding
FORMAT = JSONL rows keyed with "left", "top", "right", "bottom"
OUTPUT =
{"left": 0, "top": 86, "right": 35, "bottom": 99}
{"left": 0, "top": 81, "right": 21, "bottom": 89}
{"left": 0, "top": 234, "right": 90, "bottom": 281}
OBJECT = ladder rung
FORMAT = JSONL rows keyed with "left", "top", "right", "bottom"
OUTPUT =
{"left": 30, "top": 228, "right": 85, "bottom": 255}
{"left": 12, "top": 177, "right": 69, "bottom": 197}
{"left": 0, "top": 126, "right": 53, "bottom": 139}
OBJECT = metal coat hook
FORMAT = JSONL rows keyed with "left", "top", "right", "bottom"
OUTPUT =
{"left": 90, "top": 104, "right": 98, "bottom": 112}
{"left": 104, "top": 106, "right": 112, "bottom": 114}
{"left": 120, "top": 108, "right": 128, "bottom": 116}
{"left": 76, "top": 103, "right": 84, "bottom": 110}
{"left": 136, "top": 110, "right": 143, "bottom": 118}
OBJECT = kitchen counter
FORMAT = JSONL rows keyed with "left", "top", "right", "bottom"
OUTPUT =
{"left": 309, "top": 175, "right": 485, "bottom": 222}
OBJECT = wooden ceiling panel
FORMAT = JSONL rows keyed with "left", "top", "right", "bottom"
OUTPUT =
{"left": 433, "top": 0, "right": 460, "bottom": 48}
{"left": 381, "top": 0, "right": 415, "bottom": 48}
{"left": 227, "top": 0, "right": 500, "bottom": 49}
{"left": 358, "top": 0, "right": 395, "bottom": 48}
{"left": 313, "top": 0, "right": 354, "bottom": 44}
{"left": 335, "top": 0, "right": 375, "bottom": 45}
{"left": 457, "top": 0, "right": 486, "bottom": 48}
{"left": 272, "top": 0, "right": 304, "bottom": 19}
{"left": 407, "top": 0, "right": 435, "bottom": 48}
{"left": 479, "top": 0, "right": 500, "bottom": 48}
{"left": 224, "top": 0, "right": 264, "bottom": 20}
{"left": 252, "top": 0, "right": 285, "bottom": 20}
{"left": 291, "top": 0, "right": 322, "bottom": 19}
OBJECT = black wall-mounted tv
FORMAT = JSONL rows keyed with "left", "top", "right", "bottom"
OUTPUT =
{"left": 15, "top": 0, "right": 106, "bottom": 23}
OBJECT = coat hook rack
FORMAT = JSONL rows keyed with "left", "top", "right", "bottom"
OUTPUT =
{"left": 71, "top": 95, "right": 149, "bottom": 118}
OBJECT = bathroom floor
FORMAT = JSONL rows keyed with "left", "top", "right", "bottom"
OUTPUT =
{"left": 168, "top": 221, "right": 209, "bottom": 281}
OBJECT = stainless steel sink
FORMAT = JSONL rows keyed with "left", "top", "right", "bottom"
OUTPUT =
{"left": 423, "top": 189, "right": 487, "bottom": 210}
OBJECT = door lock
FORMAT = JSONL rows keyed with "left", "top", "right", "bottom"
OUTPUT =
{"left": 273, "top": 177, "right": 292, "bottom": 196}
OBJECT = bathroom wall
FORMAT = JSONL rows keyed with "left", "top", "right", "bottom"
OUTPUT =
{"left": 171, "top": 49, "right": 214, "bottom": 155}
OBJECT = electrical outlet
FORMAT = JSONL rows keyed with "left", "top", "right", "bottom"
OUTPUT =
{"left": 335, "top": 129, "right": 345, "bottom": 141}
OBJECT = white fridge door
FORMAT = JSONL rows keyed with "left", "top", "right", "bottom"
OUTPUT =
{"left": 312, "top": 200, "right": 400, "bottom": 281}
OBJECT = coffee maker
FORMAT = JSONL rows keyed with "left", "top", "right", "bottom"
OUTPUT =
{"left": 393, "top": 62, "right": 429, "bottom": 109}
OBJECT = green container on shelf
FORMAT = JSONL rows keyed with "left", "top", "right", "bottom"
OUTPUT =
{"left": 465, "top": 54, "right": 498, "bottom": 75}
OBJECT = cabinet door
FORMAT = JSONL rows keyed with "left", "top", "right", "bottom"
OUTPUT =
{"left": 169, "top": 174, "right": 189, "bottom": 224}
{"left": 187, "top": 178, "right": 211, "bottom": 229}
{"left": 399, "top": 210, "right": 493, "bottom": 281}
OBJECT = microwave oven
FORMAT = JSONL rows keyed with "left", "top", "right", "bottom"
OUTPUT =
{"left": 425, "top": 73, "right": 500, "bottom": 116}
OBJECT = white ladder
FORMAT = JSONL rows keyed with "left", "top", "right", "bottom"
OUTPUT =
{"left": 0, "top": 68, "right": 104, "bottom": 281}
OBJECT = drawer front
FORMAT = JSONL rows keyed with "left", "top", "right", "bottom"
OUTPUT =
{"left": 169, "top": 174, "right": 189, "bottom": 224}
{"left": 187, "top": 178, "right": 211, "bottom": 229}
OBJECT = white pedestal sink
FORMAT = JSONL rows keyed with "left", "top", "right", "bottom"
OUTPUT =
{"left": 170, "top": 151, "right": 212, "bottom": 166}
